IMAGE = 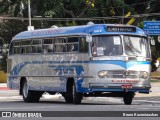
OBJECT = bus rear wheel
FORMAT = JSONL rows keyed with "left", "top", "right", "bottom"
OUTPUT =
{"left": 22, "top": 80, "right": 42, "bottom": 103}
{"left": 123, "top": 92, "right": 135, "bottom": 105}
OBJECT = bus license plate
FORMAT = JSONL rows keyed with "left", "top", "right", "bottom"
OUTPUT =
{"left": 122, "top": 84, "right": 132, "bottom": 89}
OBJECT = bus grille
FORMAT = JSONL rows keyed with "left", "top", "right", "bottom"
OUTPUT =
{"left": 107, "top": 70, "right": 139, "bottom": 78}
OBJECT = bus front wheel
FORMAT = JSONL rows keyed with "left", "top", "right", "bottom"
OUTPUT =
{"left": 123, "top": 92, "right": 135, "bottom": 105}
{"left": 22, "top": 80, "right": 42, "bottom": 103}
{"left": 73, "top": 83, "right": 83, "bottom": 104}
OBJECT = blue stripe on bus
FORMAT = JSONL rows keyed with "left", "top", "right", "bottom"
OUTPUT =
{"left": 90, "top": 60, "right": 150, "bottom": 68}
{"left": 10, "top": 60, "right": 150, "bottom": 76}
{"left": 85, "top": 88, "right": 150, "bottom": 93}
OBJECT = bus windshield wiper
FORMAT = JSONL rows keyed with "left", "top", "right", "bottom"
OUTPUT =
{"left": 109, "top": 48, "right": 116, "bottom": 56}
{"left": 126, "top": 45, "right": 138, "bottom": 56}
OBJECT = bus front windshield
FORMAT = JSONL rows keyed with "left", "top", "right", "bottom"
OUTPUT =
{"left": 124, "top": 36, "right": 150, "bottom": 58}
{"left": 92, "top": 36, "right": 123, "bottom": 56}
{"left": 92, "top": 35, "right": 150, "bottom": 58}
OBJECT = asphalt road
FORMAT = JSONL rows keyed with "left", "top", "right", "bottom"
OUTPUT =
{"left": 0, "top": 90, "right": 160, "bottom": 120}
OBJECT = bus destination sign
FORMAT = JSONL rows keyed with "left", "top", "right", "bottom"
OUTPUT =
{"left": 106, "top": 26, "right": 136, "bottom": 32}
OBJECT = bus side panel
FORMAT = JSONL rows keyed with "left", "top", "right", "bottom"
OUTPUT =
{"left": 7, "top": 76, "right": 20, "bottom": 90}
{"left": 7, "top": 54, "right": 90, "bottom": 92}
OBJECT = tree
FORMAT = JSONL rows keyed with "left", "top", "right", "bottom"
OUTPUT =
{"left": 1, "top": 0, "right": 160, "bottom": 26}
{"left": 0, "top": 20, "right": 27, "bottom": 44}
{"left": 0, "top": 53, "right": 7, "bottom": 72}
{"left": 0, "top": 0, "right": 26, "bottom": 17}
{"left": 132, "top": 0, "right": 160, "bottom": 25}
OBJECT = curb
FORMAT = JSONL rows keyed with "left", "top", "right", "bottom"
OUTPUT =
{"left": 0, "top": 87, "right": 10, "bottom": 90}
{"left": 0, "top": 83, "right": 10, "bottom": 90}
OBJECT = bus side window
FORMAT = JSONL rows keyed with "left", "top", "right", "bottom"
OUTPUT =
{"left": 55, "top": 37, "right": 66, "bottom": 53}
{"left": 9, "top": 41, "right": 14, "bottom": 55}
{"left": 21, "top": 40, "right": 32, "bottom": 54}
{"left": 32, "top": 39, "right": 43, "bottom": 53}
{"left": 43, "top": 38, "right": 54, "bottom": 53}
{"left": 67, "top": 37, "right": 79, "bottom": 52}
{"left": 13, "top": 41, "right": 21, "bottom": 54}
{"left": 79, "top": 37, "right": 88, "bottom": 53}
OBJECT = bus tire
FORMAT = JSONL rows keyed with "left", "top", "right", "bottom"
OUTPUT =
{"left": 31, "top": 91, "right": 43, "bottom": 102}
{"left": 64, "top": 79, "right": 74, "bottom": 103}
{"left": 73, "top": 83, "right": 83, "bottom": 104}
{"left": 64, "top": 95, "right": 73, "bottom": 103}
{"left": 22, "top": 80, "right": 42, "bottom": 103}
{"left": 123, "top": 92, "right": 134, "bottom": 105}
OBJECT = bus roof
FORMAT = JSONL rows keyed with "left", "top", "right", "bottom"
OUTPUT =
{"left": 13, "top": 24, "right": 146, "bottom": 40}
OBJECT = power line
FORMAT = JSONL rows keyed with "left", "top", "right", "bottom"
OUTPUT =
{"left": 3, "top": 0, "right": 155, "bottom": 13}
{"left": 28, "top": 0, "right": 156, "bottom": 11}
{"left": 110, "top": 0, "right": 155, "bottom": 9}
{"left": 0, "top": 0, "right": 157, "bottom": 20}
{"left": 0, "top": 12, "right": 160, "bottom": 21}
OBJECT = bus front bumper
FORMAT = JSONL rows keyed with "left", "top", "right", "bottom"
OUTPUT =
{"left": 79, "top": 83, "right": 151, "bottom": 94}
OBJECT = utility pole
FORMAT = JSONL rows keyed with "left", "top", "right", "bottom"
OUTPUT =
{"left": 28, "top": 0, "right": 31, "bottom": 26}
{"left": 27, "top": 0, "right": 34, "bottom": 31}
{"left": 122, "top": 0, "right": 124, "bottom": 24}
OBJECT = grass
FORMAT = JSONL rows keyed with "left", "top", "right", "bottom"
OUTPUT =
{"left": 150, "top": 79, "right": 160, "bottom": 82}
{"left": 151, "top": 70, "right": 160, "bottom": 82}
{"left": 151, "top": 71, "right": 160, "bottom": 77}
{"left": 0, "top": 71, "right": 7, "bottom": 83}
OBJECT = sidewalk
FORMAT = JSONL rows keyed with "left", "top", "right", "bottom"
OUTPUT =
{"left": 135, "top": 82, "right": 160, "bottom": 97}
{"left": 0, "top": 83, "right": 9, "bottom": 90}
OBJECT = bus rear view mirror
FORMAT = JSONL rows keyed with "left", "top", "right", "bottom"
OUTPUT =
{"left": 86, "top": 35, "right": 92, "bottom": 42}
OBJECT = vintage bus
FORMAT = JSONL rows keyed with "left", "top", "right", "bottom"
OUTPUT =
{"left": 7, "top": 23, "right": 151, "bottom": 105}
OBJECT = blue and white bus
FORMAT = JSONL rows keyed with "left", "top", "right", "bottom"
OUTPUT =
{"left": 7, "top": 23, "right": 151, "bottom": 105}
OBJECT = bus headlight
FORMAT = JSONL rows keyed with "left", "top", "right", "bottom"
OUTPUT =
{"left": 98, "top": 71, "right": 108, "bottom": 78}
{"left": 139, "top": 71, "right": 148, "bottom": 79}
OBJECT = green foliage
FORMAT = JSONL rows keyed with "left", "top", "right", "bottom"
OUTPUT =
{"left": 0, "top": 0, "right": 159, "bottom": 47}
{"left": 0, "top": 0, "right": 160, "bottom": 46}
{"left": 65, "top": 21, "right": 77, "bottom": 26}
{"left": 137, "top": 22, "right": 144, "bottom": 29}
{"left": 0, "top": 53, "right": 7, "bottom": 73}
{"left": 0, "top": 20, "right": 27, "bottom": 44}
{"left": 0, "top": 19, "right": 44, "bottom": 44}
{"left": 1, "top": 0, "right": 159, "bottom": 25}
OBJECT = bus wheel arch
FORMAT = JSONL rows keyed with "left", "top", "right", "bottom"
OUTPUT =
{"left": 20, "top": 77, "right": 43, "bottom": 103}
